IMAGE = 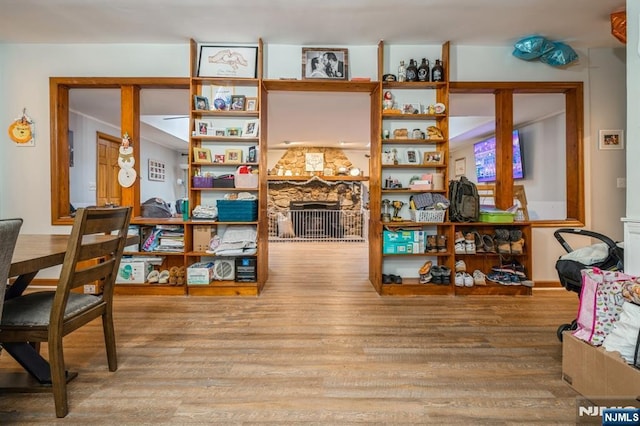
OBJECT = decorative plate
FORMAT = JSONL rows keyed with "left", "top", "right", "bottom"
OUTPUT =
{"left": 434, "top": 103, "right": 446, "bottom": 114}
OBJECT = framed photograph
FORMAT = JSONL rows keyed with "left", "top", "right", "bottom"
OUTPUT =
{"left": 599, "top": 129, "right": 624, "bottom": 150}
{"left": 454, "top": 157, "right": 466, "bottom": 176}
{"left": 302, "top": 48, "right": 349, "bottom": 80}
{"left": 193, "top": 147, "right": 212, "bottom": 163}
{"left": 194, "top": 95, "right": 209, "bottom": 111}
{"left": 225, "top": 149, "right": 243, "bottom": 164}
{"left": 245, "top": 97, "right": 258, "bottom": 111}
{"left": 424, "top": 152, "right": 444, "bottom": 166}
{"left": 195, "top": 119, "right": 212, "bottom": 136}
{"left": 225, "top": 127, "right": 242, "bottom": 137}
{"left": 148, "top": 159, "right": 166, "bottom": 182}
{"left": 214, "top": 128, "right": 226, "bottom": 137}
{"left": 402, "top": 103, "right": 421, "bottom": 114}
{"left": 214, "top": 154, "right": 225, "bottom": 163}
{"left": 197, "top": 45, "right": 258, "bottom": 78}
{"left": 230, "top": 95, "right": 246, "bottom": 111}
{"left": 242, "top": 119, "right": 259, "bottom": 138}
{"left": 247, "top": 146, "right": 257, "bottom": 163}
{"left": 406, "top": 149, "right": 419, "bottom": 164}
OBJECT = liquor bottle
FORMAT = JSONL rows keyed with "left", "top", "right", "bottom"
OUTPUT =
{"left": 406, "top": 59, "right": 418, "bottom": 82}
{"left": 418, "top": 58, "right": 430, "bottom": 82}
{"left": 431, "top": 59, "right": 444, "bottom": 82}
{"left": 398, "top": 61, "right": 406, "bottom": 82}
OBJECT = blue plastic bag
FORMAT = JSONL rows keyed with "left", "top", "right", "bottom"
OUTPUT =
{"left": 512, "top": 35, "right": 554, "bottom": 60}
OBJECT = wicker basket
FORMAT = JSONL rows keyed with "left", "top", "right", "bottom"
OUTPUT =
{"left": 410, "top": 209, "right": 446, "bottom": 223}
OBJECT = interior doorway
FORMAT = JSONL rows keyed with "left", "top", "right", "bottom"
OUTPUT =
{"left": 96, "top": 132, "right": 122, "bottom": 207}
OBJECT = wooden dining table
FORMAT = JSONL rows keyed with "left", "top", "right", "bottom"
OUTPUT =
{"left": 2, "top": 234, "right": 135, "bottom": 388}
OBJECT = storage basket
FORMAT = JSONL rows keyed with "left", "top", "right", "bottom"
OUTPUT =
{"left": 192, "top": 176, "right": 214, "bottom": 188}
{"left": 216, "top": 199, "right": 258, "bottom": 222}
{"left": 410, "top": 209, "right": 446, "bottom": 223}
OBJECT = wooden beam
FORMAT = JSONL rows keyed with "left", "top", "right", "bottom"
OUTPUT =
{"left": 120, "top": 85, "right": 140, "bottom": 216}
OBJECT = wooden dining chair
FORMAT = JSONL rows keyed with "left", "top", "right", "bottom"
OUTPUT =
{"left": 0, "top": 207, "right": 131, "bottom": 418}
{"left": 0, "top": 218, "right": 23, "bottom": 328}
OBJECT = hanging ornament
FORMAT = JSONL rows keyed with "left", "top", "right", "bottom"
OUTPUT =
{"left": 8, "top": 108, "right": 35, "bottom": 146}
{"left": 117, "top": 132, "right": 137, "bottom": 187}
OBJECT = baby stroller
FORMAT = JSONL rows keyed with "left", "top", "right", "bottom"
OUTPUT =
{"left": 553, "top": 228, "right": 624, "bottom": 341}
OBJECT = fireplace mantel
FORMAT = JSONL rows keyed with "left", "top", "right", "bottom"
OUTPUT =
{"left": 267, "top": 176, "right": 368, "bottom": 182}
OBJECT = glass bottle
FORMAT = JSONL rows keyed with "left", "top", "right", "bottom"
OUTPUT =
{"left": 397, "top": 60, "right": 406, "bottom": 82}
{"left": 431, "top": 59, "right": 444, "bottom": 82}
{"left": 418, "top": 58, "right": 430, "bottom": 82}
{"left": 406, "top": 59, "right": 418, "bottom": 82}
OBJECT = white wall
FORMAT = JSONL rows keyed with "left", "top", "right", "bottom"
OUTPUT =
{"left": 0, "top": 41, "right": 627, "bottom": 284}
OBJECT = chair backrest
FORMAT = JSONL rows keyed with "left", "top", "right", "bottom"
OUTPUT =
{"left": 50, "top": 207, "right": 131, "bottom": 325}
{"left": 0, "top": 218, "right": 23, "bottom": 321}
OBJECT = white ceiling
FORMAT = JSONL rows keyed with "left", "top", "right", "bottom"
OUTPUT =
{"left": 31, "top": 0, "right": 624, "bottom": 151}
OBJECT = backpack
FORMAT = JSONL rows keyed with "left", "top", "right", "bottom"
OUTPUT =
{"left": 448, "top": 176, "right": 479, "bottom": 222}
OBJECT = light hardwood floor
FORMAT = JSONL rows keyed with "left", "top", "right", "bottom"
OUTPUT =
{"left": 0, "top": 242, "right": 581, "bottom": 424}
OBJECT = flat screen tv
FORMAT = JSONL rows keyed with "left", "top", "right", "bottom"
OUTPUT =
{"left": 473, "top": 130, "right": 524, "bottom": 183}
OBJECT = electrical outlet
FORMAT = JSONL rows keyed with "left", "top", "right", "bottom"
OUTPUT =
{"left": 84, "top": 284, "right": 96, "bottom": 294}
{"left": 617, "top": 178, "right": 626, "bottom": 188}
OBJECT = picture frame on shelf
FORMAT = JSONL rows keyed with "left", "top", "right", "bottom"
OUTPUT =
{"left": 598, "top": 129, "right": 624, "bottom": 150}
{"left": 305, "top": 152, "right": 324, "bottom": 172}
{"left": 197, "top": 45, "right": 258, "bottom": 78}
{"left": 230, "top": 95, "right": 246, "bottom": 111}
{"left": 225, "top": 127, "right": 242, "bottom": 137}
{"left": 195, "top": 119, "right": 212, "bottom": 136}
{"left": 247, "top": 146, "right": 257, "bottom": 163}
{"left": 423, "top": 151, "right": 444, "bottom": 166}
{"left": 402, "top": 103, "right": 421, "bottom": 114}
{"left": 302, "top": 48, "right": 348, "bottom": 80}
{"left": 454, "top": 157, "right": 466, "bottom": 176}
{"left": 193, "top": 147, "right": 212, "bottom": 163}
{"left": 214, "top": 128, "right": 226, "bottom": 137}
{"left": 245, "top": 97, "right": 258, "bottom": 111}
{"left": 214, "top": 154, "right": 225, "bottom": 163}
{"left": 242, "top": 119, "right": 259, "bottom": 138}
{"left": 225, "top": 149, "right": 243, "bottom": 164}
{"left": 405, "top": 149, "right": 419, "bottom": 164}
{"left": 194, "top": 95, "right": 209, "bottom": 111}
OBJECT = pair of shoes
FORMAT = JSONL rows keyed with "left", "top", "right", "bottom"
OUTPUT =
{"left": 158, "top": 269, "right": 170, "bottom": 284}
{"left": 494, "top": 228, "right": 511, "bottom": 254}
{"left": 426, "top": 235, "right": 437, "bottom": 253}
{"left": 436, "top": 235, "right": 447, "bottom": 253}
{"left": 455, "top": 259, "right": 466, "bottom": 273}
{"left": 464, "top": 232, "right": 476, "bottom": 254}
{"left": 510, "top": 229, "right": 525, "bottom": 254}
{"left": 431, "top": 265, "right": 452, "bottom": 284}
{"left": 383, "top": 274, "right": 402, "bottom": 284}
{"left": 486, "top": 271, "right": 521, "bottom": 286}
{"left": 482, "top": 234, "right": 496, "bottom": 253}
{"left": 472, "top": 270, "right": 487, "bottom": 286}
{"left": 455, "top": 272, "right": 474, "bottom": 287}
{"left": 419, "top": 261, "right": 432, "bottom": 284}
{"left": 147, "top": 270, "right": 160, "bottom": 283}
{"left": 492, "top": 260, "right": 526, "bottom": 278}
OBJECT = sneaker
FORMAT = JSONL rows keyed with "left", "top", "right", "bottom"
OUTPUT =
{"left": 463, "top": 272, "right": 474, "bottom": 287}
{"left": 521, "top": 279, "right": 535, "bottom": 288}
{"left": 426, "top": 235, "right": 437, "bottom": 253}
{"left": 455, "top": 241, "right": 466, "bottom": 254}
{"left": 487, "top": 271, "right": 510, "bottom": 286}
{"left": 431, "top": 265, "right": 443, "bottom": 284}
{"left": 440, "top": 266, "right": 451, "bottom": 284}
{"left": 472, "top": 270, "right": 487, "bottom": 286}
{"left": 419, "top": 260, "right": 432, "bottom": 284}
{"left": 436, "top": 234, "right": 447, "bottom": 253}
{"left": 464, "top": 232, "right": 476, "bottom": 254}
{"left": 454, "top": 230, "right": 465, "bottom": 243}
{"left": 482, "top": 234, "right": 496, "bottom": 253}
{"left": 455, "top": 272, "right": 465, "bottom": 287}
{"left": 455, "top": 259, "right": 466, "bottom": 272}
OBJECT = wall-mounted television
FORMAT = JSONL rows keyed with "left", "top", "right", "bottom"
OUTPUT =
{"left": 473, "top": 130, "right": 524, "bottom": 183}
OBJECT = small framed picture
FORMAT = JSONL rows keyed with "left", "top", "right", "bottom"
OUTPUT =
{"left": 197, "top": 45, "right": 258, "bottom": 78}
{"left": 599, "top": 129, "right": 624, "bottom": 150}
{"left": 247, "top": 146, "right": 257, "bottom": 163}
{"left": 225, "top": 149, "right": 243, "bottom": 164}
{"left": 382, "top": 150, "right": 396, "bottom": 165}
{"left": 193, "top": 147, "right": 212, "bottom": 163}
{"left": 242, "top": 119, "right": 259, "bottom": 138}
{"left": 245, "top": 97, "right": 258, "bottom": 111}
{"left": 454, "top": 157, "right": 466, "bottom": 175}
{"left": 214, "top": 154, "right": 225, "bottom": 163}
{"left": 406, "top": 149, "right": 419, "bottom": 164}
{"left": 230, "top": 95, "right": 246, "bottom": 111}
{"left": 225, "top": 127, "right": 242, "bottom": 137}
{"left": 148, "top": 159, "right": 166, "bottom": 182}
{"left": 195, "top": 119, "right": 212, "bottom": 136}
{"left": 302, "top": 48, "right": 349, "bottom": 80}
{"left": 194, "top": 95, "right": 209, "bottom": 111}
{"left": 402, "top": 103, "right": 421, "bottom": 114}
{"left": 214, "top": 128, "right": 226, "bottom": 137}
{"left": 424, "top": 152, "right": 444, "bottom": 166}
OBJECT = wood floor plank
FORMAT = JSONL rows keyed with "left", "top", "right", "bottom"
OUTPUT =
{"left": 0, "top": 242, "right": 582, "bottom": 424}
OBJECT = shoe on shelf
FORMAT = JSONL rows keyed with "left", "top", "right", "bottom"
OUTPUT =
{"left": 511, "top": 238, "right": 525, "bottom": 255}
{"left": 440, "top": 266, "right": 451, "bottom": 284}
{"left": 464, "top": 232, "right": 476, "bottom": 254}
{"left": 431, "top": 265, "right": 443, "bottom": 284}
{"left": 472, "top": 231, "right": 484, "bottom": 253}
{"left": 391, "top": 274, "right": 403, "bottom": 284}
{"left": 486, "top": 271, "right": 510, "bottom": 286}
{"left": 492, "top": 260, "right": 526, "bottom": 278}
{"left": 472, "top": 270, "right": 487, "bottom": 286}
{"left": 382, "top": 274, "right": 392, "bottom": 284}
{"left": 426, "top": 235, "right": 437, "bottom": 253}
{"left": 455, "top": 272, "right": 465, "bottom": 287}
{"left": 419, "top": 272, "right": 433, "bottom": 284}
{"left": 436, "top": 234, "right": 447, "bottom": 253}
{"left": 147, "top": 270, "right": 159, "bottom": 284}
{"left": 495, "top": 228, "right": 511, "bottom": 254}
{"left": 463, "top": 272, "right": 474, "bottom": 287}
{"left": 454, "top": 230, "right": 465, "bottom": 243}
{"left": 158, "top": 269, "right": 170, "bottom": 284}
{"left": 482, "top": 234, "right": 496, "bottom": 253}
{"left": 455, "top": 241, "right": 466, "bottom": 254}
{"left": 455, "top": 259, "right": 467, "bottom": 272}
